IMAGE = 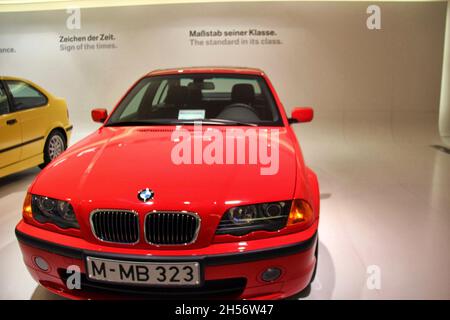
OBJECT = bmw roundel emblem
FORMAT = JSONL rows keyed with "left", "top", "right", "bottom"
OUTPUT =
{"left": 137, "top": 188, "right": 154, "bottom": 202}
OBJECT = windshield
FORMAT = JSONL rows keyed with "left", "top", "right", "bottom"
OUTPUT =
{"left": 106, "top": 74, "right": 283, "bottom": 126}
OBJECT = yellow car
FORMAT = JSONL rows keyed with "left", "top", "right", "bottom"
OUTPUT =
{"left": 0, "top": 76, "right": 72, "bottom": 178}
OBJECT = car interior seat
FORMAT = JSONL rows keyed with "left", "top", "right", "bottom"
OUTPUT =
{"left": 216, "top": 84, "right": 261, "bottom": 122}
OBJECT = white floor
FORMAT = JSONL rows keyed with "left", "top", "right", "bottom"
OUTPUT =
{"left": 0, "top": 112, "right": 449, "bottom": 299}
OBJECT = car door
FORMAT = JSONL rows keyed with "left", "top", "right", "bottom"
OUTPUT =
{"left": 0, "top": 81, "right": 22, "bottom": 170}
{"left": 4, "top": 79, "right": 49, "bottom": 162}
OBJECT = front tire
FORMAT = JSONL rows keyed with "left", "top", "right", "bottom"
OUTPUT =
{"left": 310, "top": 235, "right": 319, "bottom": 283}
{"left": 286, "top": 235, "right": 318, "bottom": 300}
{"left": 39, "top": 130, "right": 66, "bottom": 169}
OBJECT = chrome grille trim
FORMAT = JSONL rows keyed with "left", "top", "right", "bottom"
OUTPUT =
{"left": 144, "top": 211, "right": 201, "bottom": 246}
{"left": 90, "top": 210, "right": 139, "bottom": 245}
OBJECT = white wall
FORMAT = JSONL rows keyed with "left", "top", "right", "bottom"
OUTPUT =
{"left": 0, "top": 1, "right": 446, "bottom": 140}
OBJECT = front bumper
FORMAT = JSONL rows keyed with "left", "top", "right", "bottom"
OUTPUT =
{"left": 15, "top": 220, "right": 318, "bottom": 300}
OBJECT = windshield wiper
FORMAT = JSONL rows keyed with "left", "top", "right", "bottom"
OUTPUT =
{"left": 105, "top": 118, "right": 258, "bottom": 127}
{"left": 194, "top": 118, "right": 258, "bottom": 127}
{"left": 105, "top": 120, "right": 180, "bottom": 127}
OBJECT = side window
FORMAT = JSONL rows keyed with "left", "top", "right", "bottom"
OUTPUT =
{"left": 0, "top": 83, "right": 10, "bottom": 115}
{"left": 5, "top": 80, "right": 48, "bottom": 111}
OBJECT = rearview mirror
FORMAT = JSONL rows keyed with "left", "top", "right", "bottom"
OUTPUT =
{"left": 91, "top": 108, "right": 108, "bottom": 123}
{"left": 289, "top": 107, "right": 314, "bottom": 124}
{"left": 188, "top": 81, "right": 215, "bottom": 90}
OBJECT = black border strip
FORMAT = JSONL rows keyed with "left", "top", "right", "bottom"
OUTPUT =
{"left": 15, "top": 228, "right": 83, "bottom": 259}
{"left": 0, "top": 136, "right": 44, "bottom": 154}
{"left": 15, "top": 228, "right": 317, "bottom": 266}
{"left": 66, "top": 125, "right": 73, "bottom": 132}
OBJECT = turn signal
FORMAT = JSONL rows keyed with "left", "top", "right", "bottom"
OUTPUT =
{"left": 22, "top": 193, "right": 33, "bottom": 221}
{"left": 287, "top": 199, "right": 314, "bottom": 227}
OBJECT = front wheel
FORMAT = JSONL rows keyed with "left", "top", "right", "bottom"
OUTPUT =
{"left": 310, "top": 235, "right": 319, "bottom": 283}
{"left": 39, "top": 130, "right": 66, "bottom": 169}
{"left": 285, "top": 234, "right": 319, "bottom": 300}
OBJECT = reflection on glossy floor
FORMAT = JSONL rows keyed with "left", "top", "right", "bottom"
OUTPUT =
{"left": 0, "top": 113, "right": 449, "bottom": 299}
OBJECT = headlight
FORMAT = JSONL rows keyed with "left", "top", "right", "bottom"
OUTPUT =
{"left": 29, "top": 194, "right": 79, "bottom": 229}
{"left": 216, "top": 199, "right": 314, "bottom": 236}
{"left": 216, "top": 201, "right": 291, "bottom": 236}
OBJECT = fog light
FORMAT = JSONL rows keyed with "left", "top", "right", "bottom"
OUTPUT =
{"left": 261, "top": 267, "right": 281, "bottom": 282}
{"left": 34, "top": 256, "right": 49, "bottom": 271}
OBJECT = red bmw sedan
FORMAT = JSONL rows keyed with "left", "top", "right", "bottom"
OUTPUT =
{"left": 15, "top": 67, "right": 319, "bottom": 299}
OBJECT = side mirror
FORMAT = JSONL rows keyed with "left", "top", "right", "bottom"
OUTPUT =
{"left": 289, "top": 107, "right": 314, "bottom": 124}
{"left": 91, "top": 108, "right": 108, "bottom": 123}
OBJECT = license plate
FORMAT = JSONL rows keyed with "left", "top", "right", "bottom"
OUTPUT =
{"left": 86, "top": 256, "right": 201, "bottom": 286}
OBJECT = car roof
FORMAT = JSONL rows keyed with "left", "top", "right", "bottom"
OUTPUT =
{"left": 0, "top": 76, "right": 27, "bottom": 81}
{"left": 146, "top": 66, "right": 265, "bottom": 77}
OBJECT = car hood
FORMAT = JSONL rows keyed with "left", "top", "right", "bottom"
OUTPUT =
{"left": 31, "top": 126, "right": 300, "bottom": 214}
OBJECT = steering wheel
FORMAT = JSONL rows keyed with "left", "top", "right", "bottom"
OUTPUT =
{"left": 217, "top": 103, "right": 260, "bottom": 121}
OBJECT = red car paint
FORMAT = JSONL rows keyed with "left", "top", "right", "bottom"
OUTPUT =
{"left": 15, "top": 67, "right": 320, "bottom": 299}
